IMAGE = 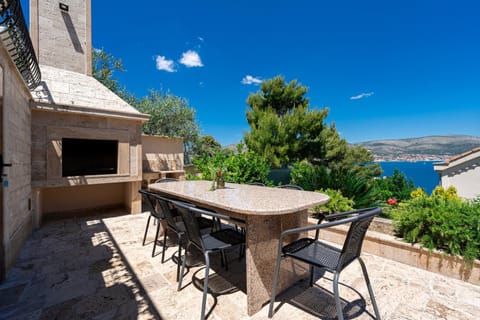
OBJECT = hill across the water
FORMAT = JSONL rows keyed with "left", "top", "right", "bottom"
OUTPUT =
{"left": 354, "top": 135, "right": 480, "bottom": 161}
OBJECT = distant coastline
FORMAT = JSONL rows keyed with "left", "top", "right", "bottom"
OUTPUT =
{"left": 374, "top": 155, "right": 448, "bottom": 162}
{"left": 355, "top": 134, "right": 480, "bottom": 162}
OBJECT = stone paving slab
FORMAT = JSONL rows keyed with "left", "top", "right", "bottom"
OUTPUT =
{"left": 0, "top": 211, "right": 479, "bottom": 320}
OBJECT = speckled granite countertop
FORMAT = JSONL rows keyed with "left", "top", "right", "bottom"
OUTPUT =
{"left": 148, "top": 180, "right": 329, "bottom": 216}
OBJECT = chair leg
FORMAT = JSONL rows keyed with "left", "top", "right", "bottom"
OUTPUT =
{"left": 201, "top": 252, "right": 210, "bottom": 320}
{"left": 309, "top": 265, "right": 315, "bottom": 287}
{"left": 333, "top": 272, "right": 344, "bottom": 320}
{"left": 358, "top": 257, "right": 382, "bottom": 320}
{"left": 221, "top": 250, "right": 228, "bottom": 271}
{"left": 176, "top": 233, "right": 183, "bottom": 282}
{"left": 268, "top": 255, "right": 283, "bottom": 318}
{"left": 152, "top": 219, "right": 161, "bottom": 258}
{"left": 142, "top": 215, "right": 152, "bottom": 246}
{"left": 178, "top": 242, "right": 189, "bottom": 291}
{"left": 238, "top": 244, "right": 244, "bottom": 261}
{"left": 161, "top": 227, "right": 168, "bottom": 263}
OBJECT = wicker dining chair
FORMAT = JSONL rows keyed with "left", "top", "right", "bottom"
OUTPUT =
{"left": 152, "top": 193, "right": 215, "bottom": 281}
{"left": 139, "top": 189, "right": 169, "bottom": 257}
{"left": 173, "top": 200, "right": 246, "bottom": 320}
{"left": 268, "top": 207, "right": 382, "bottom": 320}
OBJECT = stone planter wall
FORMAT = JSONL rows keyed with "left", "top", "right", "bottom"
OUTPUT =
{"left": 308, "top": 217, "right": 480, "bottom": 286}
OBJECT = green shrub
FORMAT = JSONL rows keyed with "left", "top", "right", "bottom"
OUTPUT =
{"left": 290, "top": 160, "right": 329, "bottom": 191}
{"left": 191, "top": 149, "right": 270, "bottom": 184}
{"left": 312, "top": 188, "right": 354, "bottom": 215}
{"left": 392, "top": 186, "right": 480, "bottom": 263}
{"left": 223, "top": 150, "right": 270, "bottom": 184}
{"left": 373, "top": 168, "right": 416, "bottom": 203}
{"left": 290, "top": 161, "right": 378, "bottom": 208}
{"left": 328, "top": 169, "right": 377, "bottom": 208}
{"left": 191, "top": 151, "right": 229, "bottom": 179}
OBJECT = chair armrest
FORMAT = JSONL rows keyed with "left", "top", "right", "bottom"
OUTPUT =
{"left": 279, "top": 207, "right": 381, "bottom": 244}
{"left": 279, "top": 216, "right": 355, "bottom": 243}
{"left": 139, "top": 189, "right": 156, "bottom": 197}
{"left": 222, "top": 216, "right": 246, "bottom": 228}
{"left": 183, "top": 203, "right": 233, "bottom": 221}
{"left": 322, "top": 207, "right": 378, "bottom": 221}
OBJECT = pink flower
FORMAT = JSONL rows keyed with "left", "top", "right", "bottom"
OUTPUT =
{"left": 387, "top": 198, "right": 397, "bottom": 205}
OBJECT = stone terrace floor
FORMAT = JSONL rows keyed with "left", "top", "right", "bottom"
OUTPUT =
{"left": 1, "top": 210, "right": 479, "bottom": 320}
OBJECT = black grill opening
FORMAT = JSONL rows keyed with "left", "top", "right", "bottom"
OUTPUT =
{"left": 62, "top": 138, "right": 118, "bottom": 176}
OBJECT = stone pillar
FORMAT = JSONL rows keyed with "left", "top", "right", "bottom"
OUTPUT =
{"left": 125, "top": 181, "right": 142, "bottom": 214}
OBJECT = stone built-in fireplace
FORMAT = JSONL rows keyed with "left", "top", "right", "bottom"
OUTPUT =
{"left": 29, "top": 0, "right": 150, "bottom": 224}
{"left": 30, "top": 70, "right": 149, "bottom": 223}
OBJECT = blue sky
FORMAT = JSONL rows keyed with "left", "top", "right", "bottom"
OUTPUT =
{"left": 24, "top": 0, "right": 480, "bottom": 146}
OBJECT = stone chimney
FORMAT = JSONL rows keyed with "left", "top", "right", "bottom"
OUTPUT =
{"left": 30, "top": 0, "right": 92, "bottom": 75}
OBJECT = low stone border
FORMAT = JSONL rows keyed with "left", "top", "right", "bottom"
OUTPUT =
{"left": 308, "top": 217, "right": 480, "bottom": 285}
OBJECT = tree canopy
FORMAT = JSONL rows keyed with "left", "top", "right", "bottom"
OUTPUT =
{"left": 92, "top": 48, "right": 137, "bottom": 104}
{"left": 91, "top": 49, "right": 202, "bottom": 161}
{"left": 244, "top": 75, "right": 379, "bottom": 178}
{"left": 136, "top": 90, "right": 200, "bottom": 161}
{"left": 193, "top": 135, "right": 222, "bottom": 157}
{"left": 244, "top": 76, "right": 329, "bottom": 168}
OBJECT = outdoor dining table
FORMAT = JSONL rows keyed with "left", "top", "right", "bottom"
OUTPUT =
{"left": 148, "top": 180, "right": 329, "bottom": 316}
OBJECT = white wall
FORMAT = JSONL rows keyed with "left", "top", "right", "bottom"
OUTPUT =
{"left": 439, "top": 156, "right": 480, "bottom": 199}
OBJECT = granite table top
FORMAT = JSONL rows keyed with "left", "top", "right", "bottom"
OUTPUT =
{"left": 148, "top": 180, "right": 329, "bottom": 216}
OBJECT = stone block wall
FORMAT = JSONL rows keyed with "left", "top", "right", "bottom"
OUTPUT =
{"left": 0, "top": 44, "right": 34, "bottom": 278}
{"left": 30, "top": 0, "right": 92, "bottom": 75}
{"left": 141, "top": 135, "right": 184, "bottom": 172}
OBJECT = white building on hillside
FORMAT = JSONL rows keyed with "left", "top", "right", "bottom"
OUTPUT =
{"left": 434, "top": 147, "right": 480, "bottom": 199}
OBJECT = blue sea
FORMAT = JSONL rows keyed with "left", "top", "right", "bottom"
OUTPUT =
{"left": 377, "top": 161, "right": 441, "bottom": 195}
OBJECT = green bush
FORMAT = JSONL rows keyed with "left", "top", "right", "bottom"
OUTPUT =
{"left": 290, "top": 161, "right": 378, "bottom": 208}
{"left": 312, "top": 188, "right": 354, "bottom": 215}
{"left": 223, "top": 150, "right": 270, "bottom": 184}
{"left": 392, "top": 186, "right": 480, "bottom": 263}
{"left": 373, "top": 168, "right": 416, "bottom": 203}
{"left": 290, "top": 160, "right": 329, "bottom": 191}
{"left": 328, "top": 169, "right": 377, "bottom": 208}
{"left": 191, "top": 151, "right": 229, "bottom": 179}
{"left": 191, "top": 149, "right": 270, "bottom": 184}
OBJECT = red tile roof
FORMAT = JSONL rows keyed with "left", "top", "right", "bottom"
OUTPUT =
{"left": 445, "top": 147, "right": 480, "bottom": 164}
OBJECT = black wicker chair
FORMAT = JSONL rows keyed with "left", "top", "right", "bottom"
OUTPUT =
{"left": 139, "top": 189, "right": 169, "bottom": 257}
{"left": 268, "top": 207, "right": 382, "bottom": 320}
{"left": 173, "top": 200, "right": 246, "bottom": 320}
{"left": 153, "top": 194, "right": 215, "bottom": 282}
{"left": 275, "top": 184, "right": 304, "bottom": 190}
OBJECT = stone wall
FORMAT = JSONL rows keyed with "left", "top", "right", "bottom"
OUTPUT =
{"left": 30, "top": 0, "right": 92, "bottom": 75}
{"left": 0, "top": 43, "right": 34, "bottom": 277}
{"left": 142, "top": 135, "right": 184, "bottom": 172}
{"left": 41, "top": 183, "right": 125, "bottom": 216}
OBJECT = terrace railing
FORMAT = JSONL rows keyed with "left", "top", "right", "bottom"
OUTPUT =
{"left": 0, "top": 0, "right": 41, "bottom": 89}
